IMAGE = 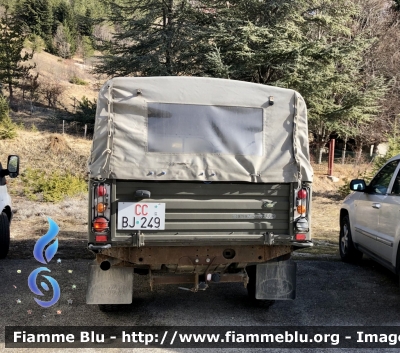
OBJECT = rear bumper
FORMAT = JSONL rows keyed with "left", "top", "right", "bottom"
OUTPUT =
{"left": 94, "top": 244, "right": 294, "bottom": 267}
{"left": 291, "top": 241, "right": 313, "bottom": 248}
{"left": 104, "top": 232, "right": 305, "bottom": 247}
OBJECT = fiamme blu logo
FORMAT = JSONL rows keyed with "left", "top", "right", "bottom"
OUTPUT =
{"left": 28, "top": 217, "right": 60, "bottom": 308}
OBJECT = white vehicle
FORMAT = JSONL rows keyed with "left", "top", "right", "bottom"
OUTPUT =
{"left": 340, "top": 154, "right": 400, "bottom": 274}
{"left": 0, "top": 155, "right": 20, "bottom": 259}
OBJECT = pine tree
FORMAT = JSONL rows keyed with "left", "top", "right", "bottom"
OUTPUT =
{"left": 14, "top": 0, "right": 53, "bottom": 39}
{"left": 197, "top": 0, "right": 388, "bottom": 163}
{"left": 95, "top": 0, "right": 389, "bottom": 162}
{"left": 52, "top": 1, "right": 78, "bottom": 55}
{"left": 94, "top": 0, "right": 214, "bottom": 76}
{"left": 0, "top": 9, "right": 36, "bottom": 107}
{"left": 0, "top": 95, "right": 17, "bottom": 139}
{"left": 77, "top": 8, "right": 94, "bottom": 37}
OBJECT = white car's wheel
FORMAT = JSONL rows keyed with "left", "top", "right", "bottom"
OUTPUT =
{"left": 0, "top": 212, "right": 10, "bottom": 259}
{"left": 339, "top": 215, "right": 363, "bottom": 262}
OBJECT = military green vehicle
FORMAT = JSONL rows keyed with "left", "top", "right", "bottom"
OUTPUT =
{"left": 86, "top": 77, "right": 313, "bottom": 311}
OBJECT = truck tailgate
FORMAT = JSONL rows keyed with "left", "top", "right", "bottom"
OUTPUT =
{"left": 112, "top": 181, "right": 293, "bottom": 245}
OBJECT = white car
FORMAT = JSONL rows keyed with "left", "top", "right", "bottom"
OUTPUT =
{"left": 0, "top": 155, "right": 20, "bottom": 259}
{"left": 340, "top": 154, "right": 400, "bottom": 275}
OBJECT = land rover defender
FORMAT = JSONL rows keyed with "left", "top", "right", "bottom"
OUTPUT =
{"left": 86, "top": 77, "right": 313, "bottom": 311}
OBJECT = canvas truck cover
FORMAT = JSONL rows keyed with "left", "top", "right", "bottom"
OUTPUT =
{"left": 89, "top": 77, "right": 313, "bottom": 183}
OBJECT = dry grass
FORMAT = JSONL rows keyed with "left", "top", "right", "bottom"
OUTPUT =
{"left": 11, "top": 195, "right": 87, "bottom": 236}
{"left": 0, "top": 130, "right": 91, "bottom": 177}
{"left": 47, "top": 134, "right": 71, "bottom": 153}
{"left": 15, "top": 50, "right": 105, "bottom": 114}
{"left": 0, "top": 129, "right": 91, "bottom": 254}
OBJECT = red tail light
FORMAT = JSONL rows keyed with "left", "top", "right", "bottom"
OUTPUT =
{"left": 298, "top": 189, "right": 307, "bottom": 199}
{"left": 95, "top": 235, "right": 108, "bottom": 242}
{"left": 295, "top": 233, "right": 306, "bottom": 241}
{"left": 294, "top": 186, "right": 310, "bottom": 241}
{"left": 97, "top": 185, "right": 107, "bottom": 197}
{"left": 93, "top": 217, "right": 109, "bottom": 232}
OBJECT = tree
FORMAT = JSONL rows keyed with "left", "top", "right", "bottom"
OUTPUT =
{"left": 354, "top": 0, "right": 400, "bottom": 150}
{"left": 77, "top": 8, "right": 93, "bottom": 37}
{"left": 0, "top": 94, "right": 16, "bottom": 139}
{"left": 52, "top": 1, "right": 78, "bottom": 55}
{"left": 53, "top": 23, "right": 71, "bottom": 58}
{"left": 14, "top": 0, "right": 53, "bottom": 41}
{"left": 0, "top": 8, "right": 35, "bottom": 107}
{"left": 94, "top": 0, "right": 214, "bottom": 76}
{"left": 39, "top": 78, "right": 65, "bottom": 108}
{"left": 78, "top": 36, "right": 94, "bottom": 63}
{"left": 73, "top": 96, "right": 96, "bottom": 127}
{"left": 201, "top": 0, "right": 389, "bottom": 163}
{"left": 95, "top": 0, "right": 389, "bottom": 164}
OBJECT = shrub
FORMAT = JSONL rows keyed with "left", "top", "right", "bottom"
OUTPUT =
{"left": 21, "top": 168, "right": 87, "bottom": 202}
{"left": 69, "top": 76, "right": 88, "bottom": 85}
{"left": 39, "top": 79, "right": 66, "bottom": 108}
{"left": 337, "top": 178, "right": 351, "bottom": 199}
{"left": 0, "top": 95, "right": 17, "bottom": 139}
{"left": 336, "top": 171, "right": 372, "bottom": 199}
{"left": 26, "top": 34, "right": 45, "bottom": 53}
{"left": 71, "top": 96, "right": 96, "bottom": 131}
{"left": 372, "top": 137, "right": 400, "bottom": 174}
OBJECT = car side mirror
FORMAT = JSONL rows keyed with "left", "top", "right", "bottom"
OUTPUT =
{"left": 7, "top": 155, "right": 19, "bottom": 178}
{"left": 350, "top": 179, "right": 366, "bottom": 192}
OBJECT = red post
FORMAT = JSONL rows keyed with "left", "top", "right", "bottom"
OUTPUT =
{"left": 328, "top": 139, "right": 335, "bottom": 176}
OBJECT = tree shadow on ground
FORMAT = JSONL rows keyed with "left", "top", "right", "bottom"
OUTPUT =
{"left": 312, "top": 190, "right": 344, "bottom": 201}
{"left": 7, "top": 231, "right": 95, "bottom": 260}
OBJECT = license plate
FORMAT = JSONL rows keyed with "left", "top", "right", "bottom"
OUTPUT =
{"left": 117, "top": 202, "right": 166, "bottom": 230}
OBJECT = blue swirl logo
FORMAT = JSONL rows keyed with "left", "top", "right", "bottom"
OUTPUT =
{"left": 28, "top": 218, "right": 60, "bottom": 308}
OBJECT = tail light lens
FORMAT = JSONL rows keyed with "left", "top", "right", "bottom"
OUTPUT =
{"left": 296, "top": 188, "right": 308, "bottom": 215}
{"left": 97, "top": 185, "right": 107, "bottom": 197}
{"left": 91, "top": 182, "right": 111, "bottom": 234}
{"left": 294, "top": 186, "right": 310, "bottom": 241}
{"left": 297, "top": 205, "right": 306, "bottom": 214}
{"left": 295, "top": 233, "right": 306, "bottom": 241}
{"left": 298, "top": 189, "right": 307, "bottom": 199}
{"left": 93, "top": 217, "right": 109, "bottom": 232}
{"left": 97, "top": 202, "right": 107, "bottom": 213}
{"left": 95, "top": 235, "right": 108, "bottom": 242}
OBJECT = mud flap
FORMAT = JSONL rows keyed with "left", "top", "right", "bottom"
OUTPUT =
{"left": 255, "top": 260, "right": 296, "bottom": 300}
{"left": 86, "top": 264, "right": 134, "bottom": 304}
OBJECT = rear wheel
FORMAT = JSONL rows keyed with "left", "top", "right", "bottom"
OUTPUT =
{"left": 246, "top": 265, "right": 275, "bottom": 307}
{"left": 339, "top": 215, "right": 363, "bottom": 262}
{"left": 0, "top": 212, "right": 10, "bottom": 259}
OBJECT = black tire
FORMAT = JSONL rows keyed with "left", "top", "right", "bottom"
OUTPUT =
{"left": 246, "top": 265, "right": 275, "bottom": 307}
{"left": 98, "top": 304, "right": 123, "bottom": 312}
{"left": 339, "top": 215, "right": 363, "bottom": 262}
{"left": 0, "top": 212, "right": 10, "bottom": 259}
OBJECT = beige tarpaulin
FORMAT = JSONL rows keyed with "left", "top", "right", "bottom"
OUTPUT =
{"left": 89, "top": 77, "right": 313, "bottom": 183}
